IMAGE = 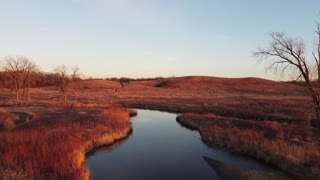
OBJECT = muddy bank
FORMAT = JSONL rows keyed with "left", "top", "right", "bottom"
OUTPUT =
{"left": 177, "top": 114, "right": 320, "bottom": 180}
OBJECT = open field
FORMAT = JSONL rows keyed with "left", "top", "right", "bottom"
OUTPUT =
{"left": 1, "top": 76, "right": 311, "bottom": 123}
{"left": 0, "top": 76, "right": 318, "bottom": 179}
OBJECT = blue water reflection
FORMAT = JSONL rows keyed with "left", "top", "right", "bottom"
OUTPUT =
{"left": 86, "top": 110, "right": 275, "bottom": 180}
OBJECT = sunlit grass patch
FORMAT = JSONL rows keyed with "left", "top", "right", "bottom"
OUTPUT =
{"left": 177, "top": 113, "right": 320, "bottom": 180}
{"left": 0, "top": 107, "right": 133, "bottom": 179}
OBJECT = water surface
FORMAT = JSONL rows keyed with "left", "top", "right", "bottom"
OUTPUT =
{"left": 86, "top": 110, "right": 277, "bottom": 180}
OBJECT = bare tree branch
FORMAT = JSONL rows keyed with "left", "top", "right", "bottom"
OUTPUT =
{"left": 54, "top": 65, "right": 80, "bottom": 101}
{"left": 1, "top": 56, "right": 38, "bottom": 101}
{"left": 254, "top": 28, "right": 320, "bottom": 130}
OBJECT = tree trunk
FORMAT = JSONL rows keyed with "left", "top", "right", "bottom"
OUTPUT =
{"left": 15, "top": 89, "right": 19, "bottom": 101}
{"left": 63, "top": 93, "right": 68, "bottom": 101}
{"left": 318, "top": 64, "right": 320, "bottom": 89}
{"left": 15, "top": 79, "right": 20, "bottom": 101}
{"left": 316, "top": 108, "right": 320, "bottom": 129}
{"left": 308, "top": 87, "right": 320, "bottom": 129}
{"left": 317, "top": 64, "right": 320, "bottom": 129}
{"left": 27, "top": 84, "right": 31, "bottom": 102}
{"left": 22, "top": 87, "right": 26, "bottom": 99}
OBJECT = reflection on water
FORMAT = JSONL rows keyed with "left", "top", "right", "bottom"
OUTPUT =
{"left": 86, "top": 110, "right": 277, "bottom": 180}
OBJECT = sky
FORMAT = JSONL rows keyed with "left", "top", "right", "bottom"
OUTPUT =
{"left": 0, "top": 0, "right": 320, "bottom": 79}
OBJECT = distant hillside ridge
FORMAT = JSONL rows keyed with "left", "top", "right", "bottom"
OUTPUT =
{"left": 130, "top": 76, "right": 304, "bottom": 94}
{"left": 74, "top": 76, "right": 306, "bottom": 96}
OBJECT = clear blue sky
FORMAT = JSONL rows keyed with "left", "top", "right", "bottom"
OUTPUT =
{"left": 0, "top": 0, "right": 319, "bottom": 79}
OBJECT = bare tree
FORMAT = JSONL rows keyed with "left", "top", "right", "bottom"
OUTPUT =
{"left": 22, "top": 61, "right": 38, "bottom": 102}
{"left": 1, "top": 56, "right": 38, "bottom": 101}
{"left": 254, "top": 23, "right": 320, "bottom": 129}
{"left": 54, "top": 65, "right": 80, "bottom": 101}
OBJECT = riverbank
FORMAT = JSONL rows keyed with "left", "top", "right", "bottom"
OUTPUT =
{"left": 0, "top": 76, "right": 317, "bottom": 179}
{"left": 177, "top": 113, "right": 320, "bottom": 180}
{"left": 88, "top": 109, "right": 284, "bottom": 180}
{"left": 0, "top": 107, "right": 135, "bottom": 180}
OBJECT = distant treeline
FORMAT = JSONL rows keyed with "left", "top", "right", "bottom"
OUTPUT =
{"left": 106, "top": 77, "right": 165, "bottom": 82}
{"left": 0, "top": 71, "right": 165, "bottom": 89}
{"left": 0, "top": 71, "right": 81, "bottom": 89}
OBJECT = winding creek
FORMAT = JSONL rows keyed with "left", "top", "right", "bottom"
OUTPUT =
{"left": 86, "top": 110, "right": 282, "bottom": 180}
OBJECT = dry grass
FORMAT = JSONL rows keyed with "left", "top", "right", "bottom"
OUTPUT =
{"left": 0, "top": 76, "right": 316, "bottom": 179}
{"left": 112, "top": 76, "right": 312, "bottom": 125}
{"left": 177, "top": 113, "right": 320, "bottom": 180}
{"left": 0, "top": 107, "right": 132, "bottom": 180}
{"left": 0, "top": 76, "right": 312, "bottom": 125}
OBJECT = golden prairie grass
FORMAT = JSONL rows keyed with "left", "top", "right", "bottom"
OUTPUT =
{"left": 0, "top": 76, "right": 315, "bottom": 179}
{"left": 0, "top": 108, "right": 132, "bottom": 180}
{"left": 177, "top": 113, "right": 320, "bottom": 180}
{"left": 1, "top": 76, "right": 312, "bottom": 126}
{"left": 203, "top": 125, "right": 320, "bottom": 179}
